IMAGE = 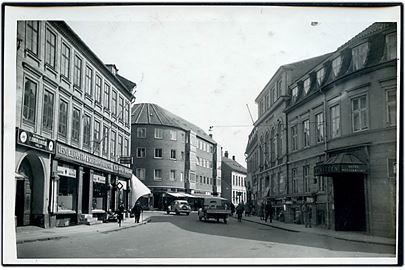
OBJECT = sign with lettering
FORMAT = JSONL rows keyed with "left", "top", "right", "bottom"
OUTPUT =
{"left": 16, "top": 128, "right": 55, "bottom": 154}
{"left": 93, "top": 174, "right": 106, "bottom": 184}
{"left": 314, "top": 163, "right": 367, "bottom": 176}
{"left": 57, "top": 165, "right": 77, "bottom": 178}
{"left": 55, "top": 143, "right": 132, "bottom": 178}
{"left": 119, "top": 156, "right": 133, "bottom": 165}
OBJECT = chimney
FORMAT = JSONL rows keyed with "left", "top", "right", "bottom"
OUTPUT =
{"left": 209, "top": 134, "right": 213, "bottom": 138}
{"left": 224, "top": 151, "right": 229, "bottom": 158}
{"left": 232, "top": 155, "right": 235, "bottom": 161}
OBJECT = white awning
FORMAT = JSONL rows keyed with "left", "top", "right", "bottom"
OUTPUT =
{"left": 166, "top": 192, "right": 195, "bottom": 198}
{"left": 130, "top": 174, "right": 151, "bottom": 206}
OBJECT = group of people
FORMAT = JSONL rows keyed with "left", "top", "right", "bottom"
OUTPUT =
{"left": 258, "top": 200, "right": 274, "bottom": 223}
{"left": 116, "top": 201, "right": 144, "bottom": 227}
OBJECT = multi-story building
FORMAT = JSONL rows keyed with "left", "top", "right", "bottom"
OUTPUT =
{"left": 15, "top": 21, "right": 136, "bottom": 228}
{"left": 221, "top": 151, "right": 247, "bottom": 205}
{"left": 131, "top": 103, "right": 221, "bottom": 209}
{"left": 246, "top": 22, "right": 397, "bottom": 238}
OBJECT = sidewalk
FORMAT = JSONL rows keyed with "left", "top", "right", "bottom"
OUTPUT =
{"left": 237, "top": 214, "right": 395, "bottom": 246}
{"left": 16, "top": 212, "right": 152, "bottom": 244}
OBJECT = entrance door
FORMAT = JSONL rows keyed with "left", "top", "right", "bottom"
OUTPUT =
{"left": 333, "top": 173, "right": 366, "bottom": 231}
{"left": 15, "top": 159, "right": 34, "bottom": 226}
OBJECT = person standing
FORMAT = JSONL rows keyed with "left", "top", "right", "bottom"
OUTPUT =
{"left": 236, "top": 202, "right": 244, "bottom": 222}
{"left": 301, "top": 201, "right": 312, "bottom": 228}
{"left": 259, "top": 201, "right": 265, "bottom": 220}
{"left": 117, "top": 201, "right": 125, "bottom": 227}
{"left": 265, "top": 201, "right": 273, "bottom": 223}
{"left": 132, "top": 201, "right": 143, "bottom": 223}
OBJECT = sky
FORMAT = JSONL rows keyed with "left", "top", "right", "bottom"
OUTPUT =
{"left": 55, "top": 5, "right": 398, "bottom": 167}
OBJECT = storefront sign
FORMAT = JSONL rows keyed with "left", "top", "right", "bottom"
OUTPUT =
{"left": 93, "top": 174, "right": 106, "bottom": 184}
{"left": 57, "top": 165, "right": 77, "bottom": 178}
{"left": 119, "top": 156, "right": 133, "bottom": 165}
{"left": 314, "top": 163, "right": 367, "bottom": 176}
{"left": 16, "top": 128, "right": 55, "bottom": 154}
{"left": 55, "top": 143, "right": 132, "bottom": 178}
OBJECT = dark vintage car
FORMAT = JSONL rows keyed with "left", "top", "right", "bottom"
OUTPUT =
{"left": 167, "top": 200, "right": 192, "bottom": 215}
{"left": 198, "top": 197, "right": 231, "bottom": 223}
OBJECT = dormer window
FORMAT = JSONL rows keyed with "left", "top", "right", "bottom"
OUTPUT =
{"left": 352, "top": 42, "right": 369, "bottom": 71}
{"left": 316, "top": 68, "right": 325, "bottom": 85}
{"left": 291, "top": 86, "right": 298, "bottom": 102}
{"left": 386, "top": 32, "right": 397, "bottom": 60}
{"left": 332, "top": 56, "right": 342, "bottom": 77}
{"left": 304, "top": 78, "right": 311, "bottom": 95}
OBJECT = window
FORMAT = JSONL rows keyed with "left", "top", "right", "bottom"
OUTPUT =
{"left": 83, "top": 114, "right": 91, "bottom": 148}
{"left": 112, "top": 90, "right": 117, "bottom": 116}
{"left": 154, "top": 169, "right": 162, "bottom": 180}
{"left": 352, "top": 95, "right": 368, "bottom": 132}
{"left": 303, "top": 78, "right": 311, "bottom": 95}
{"left": 180, "top": 172, "right": 184, "bottom": 182}
{"left": 315, "top": 113, "right": 324, "bottom": 143}
{"left": 136, "top": 168, "right": 146, "bottom": 180}
{"left": 45, "top": 28, "right": 56, "bottom": 68}
{"left": 71, "top": 107, "right": 81, "bottom": 143}
{"left": 170, "top": 130, "right": 177, "bottom": 140}
{"left": 119, "top": 96, "right": 124, "bottom": 122}
{"left": 22, "top": 78, "right": 37, "bottom": 124}
{"left": 386, "top": 90, "right": 396, "bottom": 126}
{"left": 125, "top": 101, "right": 130, "bottom": 125}
{"left": 85, "top": 66, "right": 93, "bottom": 97}
{"left": 170, "top": 170, "right": 176, "bottom": 181}
{"left": 277, "top": 123, "right": 282, "bottom": 157}
{"left": 73, "top": 55, "right": 82, "bottom": 88}
{"left": 111, "top": 130, "right": 116, "bottom": 158}
{"left": 102, "top": 126, "right": 109, "bottom": 156}
{"left": 137, "top": 128, "right": 146, "bottom": 138}
{"left": 154, "top": 128, "right": 163, "bottom": 139}
{"left": 291, "top": 86, "right": 298, "bottom": 102}
{"left": 25, "top": 21, "right": 39, "bottom": 55}
{"left": 292, "top": 169, "right": 298, "bottom": 193}
{"left": 259, "top": 99, "right": 264, "bottom": 116}
{"left": 277, "top": 79, "right": 282, "bottom": 99}
{"left": 271, "top": 87, "right": 276, "bottom": 104}
{"left": 58, "top": 99, "right": 68, "bottom": 137}
{"left": 137, "top": 147, "right": 146, "bottom": 158}
{"left": 270, "top": 128, "right": 276, "bottom": 160}
{"left": 154, "top": 148, "right": 162, "bottom": 158}
{"left": 352, "top": 43, "right": 369, "bottom": 71}
{"left": 104, "top": 83, "right": 110, "bottom": 110}
{"left": 386, "top": 33, "right": 397, "bottom": 60}
{"left": 332, "top": 56, "right": 342, "bottom": 77}
{"left": 277, "top": 172, "right": 281, "bottom": 194}
{"left": 303, "top": 166, "right": 310, "bottom": 193}
{"left": 303, "top": 120, "right": 310, "bottom": 147}
{"left": 123, "top": 138, "right": 129, "bottom": 157}
{"left": 330, "top": 104, "right": 341, "bottom": 138}
{"left": 291, "top": 125, "right": 298, "bottom": 150}
{"left": 61, "top": 43, "right": 70, "bottom": 78}
{"left": 203, "top": 176, "right": 206, "bottom": 184}
{"left": 316, "top": 68, "right": 325, "bottom": 85}
{"left": 117, "top": 134, "right": 123, "bottom": 158}
{"left": 170, "top": 150, "right": 176, "bottom": 159}
{"left": 319, "top": 176, "right": 325, "bottom": 192}
{"left": 200, "top": 176, "right": 203, "bottom": 183}
{"left": 95, "top": 75, "right": 102, "bottom": 105}
{"left": 94, "top": 121, "right": 101, "bottom": 154}
{"left": 181, "top": 151, "right": 185, "bottom": 160}
{"left": 42, "top": 90, "right": 54, "bottom": 131}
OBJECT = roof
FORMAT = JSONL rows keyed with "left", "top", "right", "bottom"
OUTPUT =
{"left": 222, "top": 156, "right": 247, "bottom": 174}
{"left": 117, "top": 74, "right": 137, "bottom": 90}
{"left": 131, "top": 103, "right": 216, "bottom": 144}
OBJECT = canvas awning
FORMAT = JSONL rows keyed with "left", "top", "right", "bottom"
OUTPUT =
{"left": 166, "top": 192, "right": 195, "bottom": 198}
{"left": 130, "top": 174, "right": 151, "bottom": 206}
{"left": 314, "top": 153, "right": 367, "bottom": 176}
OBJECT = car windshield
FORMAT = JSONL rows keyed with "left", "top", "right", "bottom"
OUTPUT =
{"left": 180, "top": 202, "right": 189, "bottom": 205}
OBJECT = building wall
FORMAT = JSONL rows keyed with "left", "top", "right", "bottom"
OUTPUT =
{"left": 195, "top": 137, "right": 215, "bottom": 194}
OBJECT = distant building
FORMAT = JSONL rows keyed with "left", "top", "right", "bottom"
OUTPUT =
{"left": 15, "top": 21, "right": 136, "bottom": 228}
{"left": 131, "top": 103, "right": 221, "bottom": 209}
{"left": 246, "top": 22, "right": 397, "bottom": 238}
{"left": 221, "top": 151, "right": 247, "bottom": 205}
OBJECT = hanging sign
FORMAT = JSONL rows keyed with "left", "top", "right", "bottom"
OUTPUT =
{"left": 57, "top": 165, "right": 77, "bottom": 178}
{"left": 16, "top": 128, "right": 55, "bottom": 154}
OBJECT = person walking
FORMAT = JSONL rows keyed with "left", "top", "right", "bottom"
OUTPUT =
{"left": 301, "top": 201, "right": 312, "bottom": 228}
{"left": 236, "top": 202, "right": 244, "bottom": 222}
{"left": 132, "top": 201, "right": 143, "bottom": 223}
{"left": 259, "top": 201, "right": 265, "bottom": 220}
{"left": 265, "top": 200, "right": 273, "bottom": 223}
{"left": 117, "top": 201, "right": 125, "bottom": 227}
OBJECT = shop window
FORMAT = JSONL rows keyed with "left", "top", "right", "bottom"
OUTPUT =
{"left": 330, "top": 104, "right": 341, "bottom": 138}
{"left": 58, "top": 176, "right": 77, "bottom": 211}
{"left": 23, "top": 78, "right": 37, "bottom": 125}
{"left": 104, "top": 83, "right": 110, "bottom": 110}
{"left": 316, "top": 112, "right": 324, "bottom": 143}
{"left": 136, "top": 168, "right": 146, "bottom": 180}
{"left": 61, "top": 42, "right": 70, "bottom": 79}
{"left": 71, "top": 107, "right": 81, "bottom": 143}
{"left": 42, "top": 90, "right": 54, "bottom": 131}
{"left": 73, "top": 55, "right": 82, "bottom": 88}
{"left": 352, "top": 43, "right": 369, "bottom": 71}
{"left": 95, "top": 75, "right": 102, "bottom": 105}
{"left": 351, "top": 95, "right": 368, "bottom": 132}
{"left": 137, "top": 128, "right": 146, "bottom": 138}
{"left": 58, "top": 99, "right": 68, "bottom": 138}
{"left": 386, "top": 90, "right": 396, "bottom": 126}
{"left": 45, "top": 28, "right": 56, "bottom": 68}
{"left": 82, "top": 114, "right": 91, "bottom": 149}
{"left": 92, "top": 175, "right": 107, "bottom": 210}
{"left": 386, "top": 32, "right": 397, "bottom": 60}
{"left": 85, "top": 66, "right": 93, "bottom": 98}
{"left": 25, "top": 21, "right": 39, "bottom": 55}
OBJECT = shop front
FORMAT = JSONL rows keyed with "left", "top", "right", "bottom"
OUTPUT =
{"left": 51, "top": 142, "right": 132, "bottom": 226}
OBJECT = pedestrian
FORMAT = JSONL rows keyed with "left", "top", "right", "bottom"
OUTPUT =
{"left": 236, "top": 202, "right": 244, "bottom": 222}
{"left": 265, "top": 200, "right": 273, "bottom": 223}
{"left": 117, "top": 201, "right": 125, "bottom": 227}
{"left": 230, "top": 203, "right": 235, "bottom": 217}
{"left": 245, "top": 203, "right": 251, "bottom": 217}
{"left": 259, "top": 201, "right": 265, "bottom": 220}
{"left": 131, "top": 201, "right": 143, "bottom": 223}
{"left": 301, "top": 202, "right": 312, "bottom": 228}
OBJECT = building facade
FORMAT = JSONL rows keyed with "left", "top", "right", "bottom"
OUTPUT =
{"left": 15, "top": 21, "right": 136, "bottom": 228}
{"left": 246, "top": 22, "right": 397, "bottom": 238}
{"left": 131, "top": 103, "right": 221, "bottom": 209}
{"left": 221, "top": 152, "right": 247, "bottom": 206}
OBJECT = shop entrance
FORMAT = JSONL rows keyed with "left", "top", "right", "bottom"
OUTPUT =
{"left": 333, "top": 173, "right": 366, "bottom": 231}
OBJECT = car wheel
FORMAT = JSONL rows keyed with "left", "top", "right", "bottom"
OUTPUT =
{"left": 216, "top": 218, "right": 219, "bottom": 222}
{"left": 224, "top": 218, "right": 227, "bottom": 224}
{"left": 175, "top": 210, "right": 180, "bottom": 215}
{"left": 166, "top": 211, "right": 170, "bottom": 214}
{"left": 186, "top": 212, "right": 190, "bottom": 216}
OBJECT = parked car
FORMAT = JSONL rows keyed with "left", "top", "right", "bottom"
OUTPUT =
{"left": 167, "top": 200, "right": 192, "bottom": 215}
{"left": 198, "top": 197, "right": 231, "bottom": 223}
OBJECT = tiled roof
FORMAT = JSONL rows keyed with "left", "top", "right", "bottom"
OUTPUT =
{"left": 116, "top": 74, "right": 137, "bottom": 91}
{"left": 131, "top": 103, "right": 216, "bottom": 144}
{"left": 222, "top": 156, "right": 247, "bottom": 174}
{"left": 283, "top": 53, "right": 333, "bottom": 83}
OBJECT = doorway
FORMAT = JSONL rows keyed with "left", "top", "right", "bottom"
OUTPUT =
{"left": 15, "top": 159, "right": 33, "bottom": 226}
{"left": 333, "top": 173, "right": 366, "bottom": 231}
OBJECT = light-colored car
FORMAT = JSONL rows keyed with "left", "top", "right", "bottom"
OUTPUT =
{"left": 167, "top": 200, "right": 191, "bottom": 215}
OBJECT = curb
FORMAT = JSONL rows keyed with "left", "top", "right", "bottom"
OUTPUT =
{"left": 241, "top": 217, "right": 299, "bottom": 232}
{"left": 100, "top": 217, "right": 151, "bottom": 234}
{"left": 17, "top": 236, "right": 68, "bottom": 244}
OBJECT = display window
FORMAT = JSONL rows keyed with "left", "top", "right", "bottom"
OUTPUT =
{"left": 92, "top": 172, "right": 107, "bottom": 211}
{"left": 58, "top": 176, "right": 77, "bottom": 211}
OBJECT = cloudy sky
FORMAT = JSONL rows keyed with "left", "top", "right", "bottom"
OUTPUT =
{"left": 15, "top": 4, "right": 399, "bottom": 167}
